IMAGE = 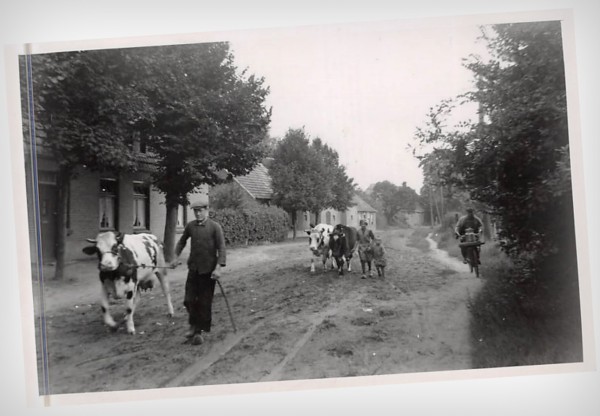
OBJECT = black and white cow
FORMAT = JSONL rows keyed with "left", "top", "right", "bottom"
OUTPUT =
{"left": 330, "top": 224, "right": 359, "bottom": 274}
{"left": 82, "top": 231, "right": 174, "bottom": 334}
{"left": 306, "top": 223, "right": 334, "bottom": 273}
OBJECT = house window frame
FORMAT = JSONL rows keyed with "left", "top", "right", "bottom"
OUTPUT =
{"left": 99, "top": 178, "right": 118, "bottom": 231}
{"left": 132, "top": 181, "right": 150, "bottom": 232}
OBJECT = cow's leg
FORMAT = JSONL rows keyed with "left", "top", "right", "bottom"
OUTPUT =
{"left": 155, "top": 271, "right": 175, "bottom": 317}
{"left": 338, "top": 257, "right": 344, "bottom": 276}
{"left": 100, "top": 283, "right": 117, "bottom": 329}
{"left": 346, "top": 256, "right": 352, "bottom": 272}
{"left": 310, "top": 257, "right": 316, "bottom": 273}
{"left": 124, "top": 285, "right": 140, "bottom": 335}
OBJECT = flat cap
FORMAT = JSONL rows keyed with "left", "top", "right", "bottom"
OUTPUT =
{"left": 190, "top": 194, "right": 210, "bottom": 209}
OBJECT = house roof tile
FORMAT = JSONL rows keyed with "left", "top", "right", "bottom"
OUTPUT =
{"left": 352, "top": 194, "right": 377, "bottom": 212}
{"left": 234, "top": 163, "right": 273, "bottom": 200}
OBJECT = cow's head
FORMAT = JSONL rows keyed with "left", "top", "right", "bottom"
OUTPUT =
{"left": 307, "top": 224, "right": 331, "bottom": 255}
{"left": 330, "top": 230, "right": 340, "bottom": 242}
{"left": 82, "top": 231, "right": 125, "bottom": 272}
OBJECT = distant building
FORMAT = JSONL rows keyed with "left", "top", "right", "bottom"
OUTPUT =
{"left": 394, "top": 202, "right": 425, "bottom": 227}
{"left": 233, "top": 163, "right": 272, "bottom": 204}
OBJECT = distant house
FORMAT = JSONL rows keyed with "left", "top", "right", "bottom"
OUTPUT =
{"left": 233, "top": 163, "right": 272, "bottom": 204}
{"left": 350, "top": 194, "right": 377, "bottom": 228}
{"left": 214, "top": 163, "right": 379, "bottom": 232}
{"left": 394, "top": 202, "right": 425, "bottom": 227}
{"left": 291, "top": 194, "right": 378, "bottom": 232}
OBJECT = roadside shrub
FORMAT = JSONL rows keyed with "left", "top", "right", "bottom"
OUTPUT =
{"left": 469, "top": 257, "right": 582, "bottom": 368}
{"left": 211, "top": 205, "right": 290, "bottom": 246}
{"left": 441, "top": 212, "right": 460, "bottom": 231}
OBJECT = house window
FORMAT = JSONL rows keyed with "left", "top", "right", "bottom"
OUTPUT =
{"left": 99, "top": 178, "right": 118, "bottom": 230}
{"left": 133, "top": 181, "right": 150, "bottom": 230}
{"left": 177, "top": 205, "right": 187, "bottom": 228}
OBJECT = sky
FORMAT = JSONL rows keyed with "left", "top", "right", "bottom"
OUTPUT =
{"left": 226, "top": 19, "right": 488, "bottom": 192}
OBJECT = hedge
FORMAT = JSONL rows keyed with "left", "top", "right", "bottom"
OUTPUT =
{"left": 210, "top": 205, "right": 290, "bottom": 246}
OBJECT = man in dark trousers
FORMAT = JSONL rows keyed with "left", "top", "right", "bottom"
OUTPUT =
{"left": 172, "top": 194, "right": 226, "bottom": 345}
{"left": 357, "top": 219, "right": 375, "bottom": 279}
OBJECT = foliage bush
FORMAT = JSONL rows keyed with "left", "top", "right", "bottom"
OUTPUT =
{"left": 211, "top": 205, "right": 290, "bottom": 246}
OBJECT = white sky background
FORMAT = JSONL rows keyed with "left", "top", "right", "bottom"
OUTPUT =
{"left": 227, "top": 20, "right": 487, "bottom": 191}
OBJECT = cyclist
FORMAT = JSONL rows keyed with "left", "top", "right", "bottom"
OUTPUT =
{"left": 454, "top": 207, "right": 484, "bottom": 264}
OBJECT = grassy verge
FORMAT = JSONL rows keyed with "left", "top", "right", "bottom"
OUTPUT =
{"left": 406, "top": 227, "right": 432, "bottom": 252}
{"left": 434, "top": 225, "right": 583, "bottom": 368}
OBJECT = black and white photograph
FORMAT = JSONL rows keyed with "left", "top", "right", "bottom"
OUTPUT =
{"left": 2, "top": 1, "right": 599, "bottom": 414}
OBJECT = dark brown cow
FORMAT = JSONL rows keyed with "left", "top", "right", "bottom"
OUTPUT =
{"left": 330, "top": 224, "right": 359, "bottom": 274}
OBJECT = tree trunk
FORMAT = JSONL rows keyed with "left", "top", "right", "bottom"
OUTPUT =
{"left": 291, "top": 210, "right": 297, "bottom": 239}
{"left": 432, "top": 187, "right": 441, "bottom": 226}
{"left": 429, "top": 189, "right": 434, "bottom": 228}
{"left": 482, "top": 211, "right": 492, "bottom": 240}
{"left": 163, "top": 195, "right": 180, "bottom": 262}
{"left": 440, "top": 186, "right": 445, "bottom": 221}
{"left": 53, "top": 167, "right": 70, "bottom": 280}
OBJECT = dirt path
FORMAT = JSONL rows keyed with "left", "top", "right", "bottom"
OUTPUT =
{"left": 33, "top": 228, "right": 484, "bottom": 394}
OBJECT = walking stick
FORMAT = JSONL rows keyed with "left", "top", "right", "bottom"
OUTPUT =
{"left": 217, "top": 280, "right": 237, "bottom": 333}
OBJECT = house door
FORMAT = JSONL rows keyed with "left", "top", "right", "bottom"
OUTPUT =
{"left": 38, "top": 184, "right": 58, "bottom": 261}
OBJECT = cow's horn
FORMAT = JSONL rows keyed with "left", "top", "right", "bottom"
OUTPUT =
{"left": 86, "top": 238, "right": 97, "bottom": 243}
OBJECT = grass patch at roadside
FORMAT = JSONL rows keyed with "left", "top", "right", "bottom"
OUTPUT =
{"left": 433, "top": 224, "right": 582, "bottom": 368}
{"left": 469, "top": 263, "right": 583, "bottom": 368}
{"left": 406, "top": 227, "right": 431, "bottom": 252}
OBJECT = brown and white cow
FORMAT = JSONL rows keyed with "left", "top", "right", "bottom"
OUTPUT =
{"left": 306, "top": 223, "right": 334, "bottom": 273}
{"left": 82, "top": 231, "right": 174, "bottom": 334}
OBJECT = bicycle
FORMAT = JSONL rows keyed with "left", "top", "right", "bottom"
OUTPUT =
{"left": 458, "top": 228, "right": 485, "bottom": 277}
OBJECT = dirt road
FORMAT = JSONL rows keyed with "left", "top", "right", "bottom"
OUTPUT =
{"left": 33, "top": 227, "right": 483, "bottom": 394}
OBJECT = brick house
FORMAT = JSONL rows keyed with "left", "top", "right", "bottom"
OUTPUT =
{"left": 24, "top": 139, "right": 206, "bottom": 264}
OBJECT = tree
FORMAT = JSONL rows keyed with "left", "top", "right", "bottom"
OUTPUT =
{"left": 270, "top": 129, "right": 356, "bottom": 237}
{"left": 127, "top": 43, "right": 272, "bottom": 260}
{"left": 24, "top": 50, "right": 146, "bottom": 279}
{"left": 310, "top": 137, "right": 356, "bottom": 220}
{"left": 270, "top": 128, "right": 319, "bottom": 238}
{"left": 371, "top": 181, "right": 399, "bottom": 224}
{"left": 463, "top": 21, "right": 573, "bottom": 265}
{"left": 209, "top": 181, "right": 249, "bottom": 210}
{"left": 415, "top": 21, "right": 574, "bottom": 272}
{"left": 371, "top": 181, "right": 418, "bottom": 225}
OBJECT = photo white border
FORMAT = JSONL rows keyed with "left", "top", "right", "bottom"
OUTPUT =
{"left": 2, "top": 1, "right": 598, "bottom": 414}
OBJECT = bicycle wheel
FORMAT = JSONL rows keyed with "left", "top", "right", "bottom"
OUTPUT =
{"left": 468, "top": 247, "right": 479, "bottom": 277}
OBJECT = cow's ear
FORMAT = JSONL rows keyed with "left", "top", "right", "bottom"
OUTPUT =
{"left": 82, "top": 246, "right": 97, "bottom": 256}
